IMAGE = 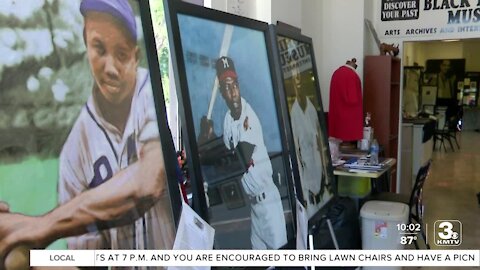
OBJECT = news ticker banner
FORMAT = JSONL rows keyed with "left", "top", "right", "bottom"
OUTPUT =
{"left": 30, "top": 250, "right": 480, "bottom": 267}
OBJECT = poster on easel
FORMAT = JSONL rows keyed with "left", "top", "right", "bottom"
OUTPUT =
{"left": 164, "top": 0, "right": 297, "bottom": 249}
{"left": 270, "top": 24, "right": 335, "bottom": 221}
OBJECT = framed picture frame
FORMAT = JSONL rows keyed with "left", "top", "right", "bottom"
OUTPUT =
{"left": 164, "top": 0, "right": 297, "bottom": 249}
{"left": 269, "top": 24, "right": 335, "bottom": 221}
{"left": 0, "top": 0, "right": 181, "bottom": 251}
{"left": 461, "top": 72, "right": 480, "bottom": 107}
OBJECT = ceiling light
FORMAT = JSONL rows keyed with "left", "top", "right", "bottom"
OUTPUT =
{"left": 442, "top": 39, "right": 460, "bottom": 42}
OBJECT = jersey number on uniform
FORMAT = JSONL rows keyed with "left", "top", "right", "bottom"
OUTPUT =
{"left": 89, "top": 155, "right": 113, "bottom": 188}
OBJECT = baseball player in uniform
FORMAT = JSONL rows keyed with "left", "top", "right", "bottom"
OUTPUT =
{"left": 59, "top": 0, "right": 175, "bottom": 252}
{"left": 289, "top": 64, "right": 331, "bottom": 218}
{"left": 60, "top": 67, "right": 175, "bottom": 250}
{"left": 0, "top": 0, "right": 174, "bottom": 266}
{"left": 216, "top": 56, "right": 287, "bottom": 249}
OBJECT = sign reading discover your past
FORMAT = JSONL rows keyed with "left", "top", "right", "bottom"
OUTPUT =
{"left": 378, "top": 0, "right": 480, "bottom": 39}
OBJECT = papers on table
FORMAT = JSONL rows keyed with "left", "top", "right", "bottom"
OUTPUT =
{"left": 343, "top": 157, "right": 390, "bottom": 171}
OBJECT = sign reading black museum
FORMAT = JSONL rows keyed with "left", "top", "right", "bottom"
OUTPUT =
{"left": 382, "top": 0, "right": 420, "bottom": 21}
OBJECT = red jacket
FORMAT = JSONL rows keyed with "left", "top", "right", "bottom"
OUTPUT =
{"left": 328, "top": 65, "right": 363, "bottom": 141}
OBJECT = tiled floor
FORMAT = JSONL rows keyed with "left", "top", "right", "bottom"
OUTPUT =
{"left": 423, "top": 130, "right": 480, "bottom": 250}
{"left": 404, "top": 131, "right": 480, "bottom": 270}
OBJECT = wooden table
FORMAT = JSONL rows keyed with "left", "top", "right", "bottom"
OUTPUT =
{"left": 334, "top": 158, "right": 397, "bottom": 193}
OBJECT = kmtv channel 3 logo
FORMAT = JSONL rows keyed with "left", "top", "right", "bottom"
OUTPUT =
{"left": 434, "top": 220, "right": 462, "bottom": 246}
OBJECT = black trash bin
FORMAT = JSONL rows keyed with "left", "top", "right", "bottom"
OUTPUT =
{"left": 311, "top": 197, "right": 361, "bottom": 270}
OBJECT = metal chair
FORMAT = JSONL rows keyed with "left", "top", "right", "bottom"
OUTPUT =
{"left": 433, "top": 105, "right": 461, "bottom": 152}
{"left": 366, "top": 160, "right": 432, "bottom": 249}
{"left": 445, "top": 112, "right": 461, "bottom": 149}
{"left": 433, "top": 117, "right": 456, "bottom": 152}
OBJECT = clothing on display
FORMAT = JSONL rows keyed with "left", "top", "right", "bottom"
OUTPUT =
{"left": 328, "top": 60, "right": 363, "bottom": 141}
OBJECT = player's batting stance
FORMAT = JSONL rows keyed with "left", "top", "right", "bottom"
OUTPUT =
{"left": 0, "top": 0, "right": 174, "bottom": 268}
{"left": 199, "top": 56, "right": 287, "bottom": 249}
{"left": 198, "top": 25, "right": 233, "bottom": 144}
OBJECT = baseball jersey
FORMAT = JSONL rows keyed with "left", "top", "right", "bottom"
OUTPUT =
{"left": 58, "top": 67, "right": 175, "bottom": 253}
{"left": 290, "top": 98, "right": 322, "bottom": 195}
{"left": 223, "top": 97, "right": 273, "bottom": 197}
{"left": 223, "top": 97, "right": 287, "bottom": 249}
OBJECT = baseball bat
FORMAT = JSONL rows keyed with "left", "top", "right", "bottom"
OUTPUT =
{"left": 206, "top": 24, "right": 234, "bottom": 120}
{"left": 4, "top": 245, "right": 30, "bottom": 270}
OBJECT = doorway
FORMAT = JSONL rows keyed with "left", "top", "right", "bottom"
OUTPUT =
{"left": 403, "top": 39, "right": 480, "bottom": 128}
{"left": 401, "top": 39, "right": 480, "bottom": 250}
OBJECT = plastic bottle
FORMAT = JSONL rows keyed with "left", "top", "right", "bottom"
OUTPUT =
{"left": 370, "top": 139, "right": 379, "bottom": 165}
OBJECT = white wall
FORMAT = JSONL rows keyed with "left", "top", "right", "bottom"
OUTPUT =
{"left": 271, "top": 0, "right": 301, "bottom": 28}
{"left": 301, "top": 0, "right": 324, "bottom": 105}
{"left": 364, "top": 1, "right": 378, "bottom": 56}
{"left": 463, "top": 40, "right": 480, "bottom": 71}
{"left": 255, "top": 0, "right": 271, "bottom": 24}
{"left": 419, "top": 42, "right": 463, "bottom": 66}
{"left": 402, "top": 42, "right": 417, "bottom": 66}
{"left": 208, "top": 0, "right": 227, "bottom": 11}
{"left": 404, "top": 41, "right": 462, "bottom": 68}
{"left": 302, "top": 0, "right": 364, "bottom": 111}
{"left": 404, "top": 39, "right": 480, "bottom": 70}
{"left": 208, "top": 0, "right": 257, "bottom": 19}
{"left": 207, "top": 0, "right": 272, "bottom": 23}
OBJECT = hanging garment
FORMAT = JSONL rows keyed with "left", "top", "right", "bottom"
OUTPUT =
{"left": 328, "top": 65, "right": 363, "bottom": 141}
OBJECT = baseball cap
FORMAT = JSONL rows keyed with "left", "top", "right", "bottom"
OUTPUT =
{"left": 80, "top": 0, "right": 137, "bottom": 41}
{"left": 216, "top": 56, "right": 237, "bottom": 82}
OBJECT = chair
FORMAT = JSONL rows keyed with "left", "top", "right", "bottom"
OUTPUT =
{"left": 365, "top": 160, "right": 432, "bottom": 249}
{"left": 434, "top": 117, "right": 455, "bottom": 152}
{"left": 446, "top": 110, "right": 461, "bottom": 149}
{"left": 447, "top": 115, "right": 462, "bottom": 150}
{"left": 433, "top": 106, "right": 461, "bottom": 152}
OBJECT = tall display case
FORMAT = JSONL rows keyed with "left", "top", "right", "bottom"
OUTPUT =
{"left": 459, "top": 71, "right": 480, "bottom": 107}
{"left": 364, "top": 55, "right": 401, "bottom": 191}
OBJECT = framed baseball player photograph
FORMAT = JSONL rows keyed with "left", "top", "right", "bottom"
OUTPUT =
{"left": 270, "top": 24, "right": 335, "bottom": 221}
{"left": 0, "top": 0, "right": 181, "bottom": 264}
{"left": 164, "top": 0, "right": 297, "bottom": 249}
